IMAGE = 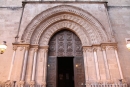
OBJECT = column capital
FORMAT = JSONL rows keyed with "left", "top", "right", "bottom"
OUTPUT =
{"left": 34, "top": 48, "right": 38, "bottom": 52}
{"left": 93, "top": 47, "right": 97, "bottom": 52}
{"left": 40, "top": 45, "right": 48, "bottom": 49}
{"left": 82, "top": 46, "right": 92, "bottom": 52}
{"left": 40, "top": 46, "right": 49, "bottom": 53}
{"left": 113, "top": 46, "right": 118, "bottom": 50}
{"left": 83, "top": 47, "right": 87, "bottom": 52}
{"left": 101, "top": 46, "right": 106, "bottom": 51}
{"left": 25, "top": 45, "right": 30, "bottom": 50}
{"left": 13, "top": 45, "right": 18, "bottom": 51}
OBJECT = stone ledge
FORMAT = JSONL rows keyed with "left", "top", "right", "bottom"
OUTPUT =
{"left": 22, "top": 1, "right": 108, "bottom": 4}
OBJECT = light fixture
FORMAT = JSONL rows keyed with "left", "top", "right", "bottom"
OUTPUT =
{"left": 126, "top": 38, "right": 130, "bottom": 50}
{"left": 0, "top": 41, "right": 7, "bottom": 54}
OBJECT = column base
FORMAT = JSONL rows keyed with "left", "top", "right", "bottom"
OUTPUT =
{"left": 85, "top": 81, "right": 91, "bottom": 87}
{"left": 5, "top": 80, "right": 11, "bottom": 87}
{"left": 119, "top": 79, "right": 127, "bottom": 84}
{"left": 29, "top": 81, "right": 35, "bottom": 87}
{"left": 41, "top": 82, "right": 46, "bottom": 87}
{"left": 19, "top": 81, "right": 25, "bottom": 87}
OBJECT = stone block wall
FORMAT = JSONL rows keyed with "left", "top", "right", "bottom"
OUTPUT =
{"left": 0, "top": 8, "right": 21, "bottom": 82}
{"left": 0, "top": 0, "right": 130, "bottom": 85}
{"left": 108, "top": 6, "right": 130, "bottom": 84}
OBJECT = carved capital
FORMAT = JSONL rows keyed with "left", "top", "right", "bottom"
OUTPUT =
{"left": 84, "top": 47, "right": 92, "bottom": 52}
{"left": 40, "top": 46, "right": 49, "bottom": 53}
{"left": 34, "top": 48, "right": 38, "bottom": 52}
{"left": 25, "top": 46, "right": 30, "bottom": 50}
{"left": 113, "top": 46, "right": 118, "bottom": 50}
{"left": 82, "top": 47, "right": 87, "bottom": 52}
{"left": 101, "top": 46, "right": 106, "bottom": 51}
{"left": 93, "top": 47, "right": 97, "bottom": 52}
{"left": 13, "top": 45, "right": 18, "bottom": 51}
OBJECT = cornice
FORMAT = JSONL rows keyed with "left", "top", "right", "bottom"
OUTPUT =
{"left": 82, "top": 43, "right": 117, "bottom": 47}
{"left": 22, "top": 1, "right": 108, "bottom": 5}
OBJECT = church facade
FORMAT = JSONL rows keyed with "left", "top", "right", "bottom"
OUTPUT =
{"left": 0, "top": 0, "right": 130, "bottom": 87}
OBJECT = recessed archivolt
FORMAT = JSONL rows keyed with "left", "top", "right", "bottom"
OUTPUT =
{"left": 30, "top": 13, "right": 104, "bottom": 45}
{"left": 39, "top": 21, "right": 89, "bottom": 46}
{"left": 21, "top": 5, "right": 110, "bottom": 45}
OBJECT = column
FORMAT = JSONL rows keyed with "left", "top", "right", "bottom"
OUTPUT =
{"left": 31, "top": 48, "right": 38, "bottom": 81}
{"left": 83, "top": 47, "right": 89, "bottom": 84}
{"left": 21, "top": 46, "right": 29, "bottom": 81}
{"left": 42, "top": 46, "right": 48, "bottom": 87}
{"left": 8, "top": 46, "right": 17, "bottom": 80}
{"left": 102, "top": 46, "right": 111, "bottom": 80}
{"left": 114, "top": 47, "right": 123, "bottom": 79}
{"left": 93, "top": 48, "right": 100, "bottom": 81}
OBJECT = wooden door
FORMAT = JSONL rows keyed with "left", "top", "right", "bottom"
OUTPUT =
{"left": 47, "top": 56, "right": 57, "bottom": 87}
{"left": 47, "top": 29, "right": 85, "bottom": 87}
{"left": 74, "top": 57, "right": 85, "bottom": 87}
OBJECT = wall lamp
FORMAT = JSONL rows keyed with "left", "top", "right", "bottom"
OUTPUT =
{"left": 0, "top": 41, "right": 7, "bottom": 54}
{"left": 126, "top": 38, "right": 130, "bottom": 50}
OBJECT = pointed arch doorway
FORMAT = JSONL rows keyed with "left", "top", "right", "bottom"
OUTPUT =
{"left": 47, "top": 29, "right": 85, "bottom": 87}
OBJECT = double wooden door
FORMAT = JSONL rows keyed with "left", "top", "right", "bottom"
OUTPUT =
{"left": 47, "top": 30, "right": 85, "bottom": 87}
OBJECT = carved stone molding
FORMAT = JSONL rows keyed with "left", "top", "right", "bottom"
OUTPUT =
{"left": 12, "top": 43, "right": 30, "bottom": 49}
{"left": 86, "top": 47, "right": 93, "bottom": 52}
{"left": 101, "top": 46, "right": 106, "bottom": 51}
{"left": 101, "top": 43, "right": 117, "bottom": 51}
{"left": 39, "top": 21, "right": 89, "bottom": 46}
{"left": 13, "top": 45, "right": 18, "bottom": 51}
{"left": 82, "top": 46, "right": 91, "bottom": 52}
{"left": 30, "top": 13, "right": 106, "bottom": 45}
{"left": 39, "top": 46, "right": 49, "bottom": 50}
{"left": 21, "top": 5, "right": 111, "bottom": 46}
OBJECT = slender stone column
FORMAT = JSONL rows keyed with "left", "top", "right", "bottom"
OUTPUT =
{"left": 8, "top": 46, "right": 17, "bottom": 80}
{"left": 102, "top": 46, "right": 111, "bottom": 80}
{"left": 21, "top": 46, "right": 29, "bottom": 81}
{"left": 42, "top": 46, "right": 48, "bottom": 87}
{"left": 83, "top": 47, "right": 89, "bottom": 84}
{"left": 31, "top": 48, "right": 38, "bottom": 81}
{"left": 114, "top": 47, "right": 123, "bottom": 79}
{"left": 93, "top": 48, "right": 100, "bottom": 81}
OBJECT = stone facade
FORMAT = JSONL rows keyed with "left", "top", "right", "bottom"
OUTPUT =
{"left": 0, "top": 0, "right": 130, "bottom": 86}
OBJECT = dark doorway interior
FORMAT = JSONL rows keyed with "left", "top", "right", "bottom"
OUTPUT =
{"left": 57, "top": 57, "right": 74, "bottom": 87}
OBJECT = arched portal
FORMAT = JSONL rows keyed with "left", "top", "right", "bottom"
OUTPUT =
{"left": 47, "top": 29, "right": 85, "bottom": 87}
{"left": 12, "top": 4, "right": 123, "bottom": 86}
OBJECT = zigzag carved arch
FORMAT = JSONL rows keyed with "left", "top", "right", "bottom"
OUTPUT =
{"left": 21, "top": 5, "right": 109, "bottom": 46}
